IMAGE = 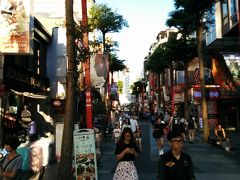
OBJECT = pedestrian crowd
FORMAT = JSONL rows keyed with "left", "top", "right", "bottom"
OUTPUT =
{"left": 111, "top": 110, "right": 199, "bottom": 180}
{"left": 152, "top": 111, "right": 198, "bottom": 156}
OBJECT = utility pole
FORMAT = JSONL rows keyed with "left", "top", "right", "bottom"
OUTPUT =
{"left": 82, "top": 0, "right": 93, "bottom": 128}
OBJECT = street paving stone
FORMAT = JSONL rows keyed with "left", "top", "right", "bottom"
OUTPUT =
{"left": 43, "top": 121, "right": 240, "bottom": 180}
{"left": 99, "top": 121, "right": 240, "bottom": 180}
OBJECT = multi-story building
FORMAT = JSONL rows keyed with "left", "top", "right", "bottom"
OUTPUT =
{"left": 146, "top": 11, "right": 240, "bottom": 130}
{"left": 113, "top": 68, "right": 131, "bottom": 106}
{"left": 206, "top": 0, "right": 240, "bottom": 130}
{"left": 144, "top": 29, "right": 181, "bottom": 115}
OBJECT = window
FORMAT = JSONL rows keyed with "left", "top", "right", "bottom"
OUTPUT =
{"left": 222, "top": 0, "right": 228, "bottom": 25}
{"left": 230, "top": 0, "right": 237, "bottom": 16}
{"left": 222, "top": 0, "right": 228, "bottom": 18}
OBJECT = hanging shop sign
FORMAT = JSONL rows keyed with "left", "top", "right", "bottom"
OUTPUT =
{"left": 73, "top": 129, "right": 98, "bottom": 180}
{"left": 193, "top": 86, "right": 220, "bottom": 101}
{"left": 0, "top": 0, "right": 34, "bottom": 54}
{"left": 4, "top": 66, "right": 49, "bottom": 93}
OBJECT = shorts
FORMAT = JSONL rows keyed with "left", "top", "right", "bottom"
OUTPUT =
{"left": 136, "top": 137, "right": 142, "bottom": 143}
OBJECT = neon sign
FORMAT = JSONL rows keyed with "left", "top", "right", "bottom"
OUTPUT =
{"left": 193, "top": 87, "right": 220, "bottom": 101}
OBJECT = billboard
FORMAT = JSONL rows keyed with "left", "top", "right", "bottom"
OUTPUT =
{"left": 224, "top": 55, "right": 240, "bottom": 86}
{"left": 0, "top": 0, "right": 33, "bottom": 54}
{"left": 90, "top": 53, "right": 109, "bottom": 87}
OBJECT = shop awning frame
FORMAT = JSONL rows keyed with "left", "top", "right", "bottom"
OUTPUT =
{"left": 11, "top": 89, "right": 48, "bottom": 99}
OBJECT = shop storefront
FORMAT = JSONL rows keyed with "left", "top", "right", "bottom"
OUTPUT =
{"left": 1, "top": 64, "right": 50, "bottom": 142}
{"left": 192, "top": 85, "right": 220, "bottom": 130}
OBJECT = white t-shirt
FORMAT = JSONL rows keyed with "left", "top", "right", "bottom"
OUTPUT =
{"left": 113, "top": 128, "right": 121, "bottom": 138}
{"left": 130, "top": 119, "right": 138, "bottom": 133}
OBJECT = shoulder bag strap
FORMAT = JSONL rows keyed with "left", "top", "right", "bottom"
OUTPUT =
{"left": 2, "top": 155, "right": 20, "bottom": 171}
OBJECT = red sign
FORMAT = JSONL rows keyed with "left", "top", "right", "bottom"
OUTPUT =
{"left": 86, "top": 89, "right": 93, "bottom": 128}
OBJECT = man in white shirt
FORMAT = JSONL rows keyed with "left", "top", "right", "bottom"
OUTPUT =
{"left": 130, "top": 116, "right": 138, "bottom": 133}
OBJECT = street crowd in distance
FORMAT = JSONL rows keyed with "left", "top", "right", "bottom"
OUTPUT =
{"left": 107, "top": 110, "right": 231, "bottom": 180}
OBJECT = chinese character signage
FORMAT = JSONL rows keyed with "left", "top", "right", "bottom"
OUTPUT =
{"left": 0, "top": 0, "right": 33, "bottom": 54}
{"left": 74, "top": 129, "right": 98, "bottom": 180}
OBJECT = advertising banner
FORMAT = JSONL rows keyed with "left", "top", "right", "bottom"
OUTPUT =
{"left": 74, "top": 129, "right": 98, "bottom": 180}
{"left": 90, "top": 53, "right": 109, "bottom": 87}
{"left": 0, "top": 0, "right": 33, "bottom": 54}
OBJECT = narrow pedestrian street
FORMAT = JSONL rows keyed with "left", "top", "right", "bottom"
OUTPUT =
{"left": 98, "top": 121, "right": 240, "bottom": 180}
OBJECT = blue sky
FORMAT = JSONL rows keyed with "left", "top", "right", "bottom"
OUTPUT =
{"left": 95, "top": 0, "right": 175, "bottom": 82}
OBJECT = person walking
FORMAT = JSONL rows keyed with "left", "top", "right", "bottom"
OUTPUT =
{"left": 121, "top": 118, "right": 131, "bottom": 131}
{"left": 153, "top": 116, "right": 166, "bottom": 155}
{"left": 134, "top": 125, "right": 142, "bottom": 151}
{"left": 179, "top": 116, "right": 187, "bottom": 142}
{"left": 112, "top": 124, "right": 122, "bottom": 144}
{"left": 130, "top": 116, "right": 138, "bottom": 133}
{"left": 157, "top": 131, "right": 196, "bottom": 180}
{"left": 187, "top": 116, "right": 197, "bottom": 143}
{"left": 0, "top": 136, "right": 23, "bottom": 180}
{"left": 113, "top": 127, "right": 139, "bottom": 180}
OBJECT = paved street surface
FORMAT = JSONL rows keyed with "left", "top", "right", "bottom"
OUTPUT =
{"left": 98, "top": 121, "right": 240, "bottom": 180}
{"left": 43, "top": 121, "right": 240, "bottom": 180}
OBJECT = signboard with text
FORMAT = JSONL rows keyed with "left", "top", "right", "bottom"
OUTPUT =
{"left": 74, "top": 129, "right": 98, "bottom": 180}
{"left": 0, "top": 0, "right": 33, "bottom": 54}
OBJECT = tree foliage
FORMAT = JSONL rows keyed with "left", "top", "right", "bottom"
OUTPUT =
{"left": 109, "top": 53, "right": 126, "bottom": 74}
{"left": 91, "top": 87, "right": 106, "bottom": 116}
{"left": 168, "top": 0, "right": 216, "bottom": 142}
{"left": 88, "top": 3, "right": 129, "bottom": 34}
{"left": 88, "top": 3, "right": 128, "bottom": 51}
{"left": 146, "top": 38, "right": 196, "bottom": 73}
{"left": 131, "top": 80, "right": 147, "bottom": 95}
{"left": 172, "top": 0, "right": 215, "bottom": 32}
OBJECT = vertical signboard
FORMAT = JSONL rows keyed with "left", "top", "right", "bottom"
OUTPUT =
{"left": 0, "top": 0, "right": 33, "bottom": 54}
{"left": 74, "top": 129, "right": 98, "bottom": 180}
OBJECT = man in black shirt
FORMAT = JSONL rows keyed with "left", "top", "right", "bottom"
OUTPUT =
{"left": 157, "top": 131, "right": 196, "bottom": 180}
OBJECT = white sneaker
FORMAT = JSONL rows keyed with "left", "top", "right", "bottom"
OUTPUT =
{"left": 159, "top": 149, "right": 164, "bottom": 155}
{"left": 225, "top": 147, "right": 230, "bottom": 151}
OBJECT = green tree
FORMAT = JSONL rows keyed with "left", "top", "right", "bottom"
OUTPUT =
{"left": 169, "top": 0, "right": 215, "bottom": 142}
{"left": 131, "top": 80, "right": 147, "bottom": 96}
{"left": 92, "top": 87, "right": 106, "bottom": 116}
{"left": 58, "top": 0, "right": 77, "bottom": 179}
{"left": 109, "top": 53, "right": 126, "bottom": 83}
{"left": 166, "top": 7, "right": 198, "bottom": 122}
{"left": 88, "top": 3, "right": 128, "bottom": 52}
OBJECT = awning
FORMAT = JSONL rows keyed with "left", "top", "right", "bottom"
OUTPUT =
{"left": 11, "top": 89, "right": 48, "bottom": 99}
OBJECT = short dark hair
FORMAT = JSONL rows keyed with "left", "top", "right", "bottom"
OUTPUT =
{"left": 167, "top": 131, "right": 182, "bottom": 141}
{"left": 4, "top": 136, "right": 21, "bottom": 149}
